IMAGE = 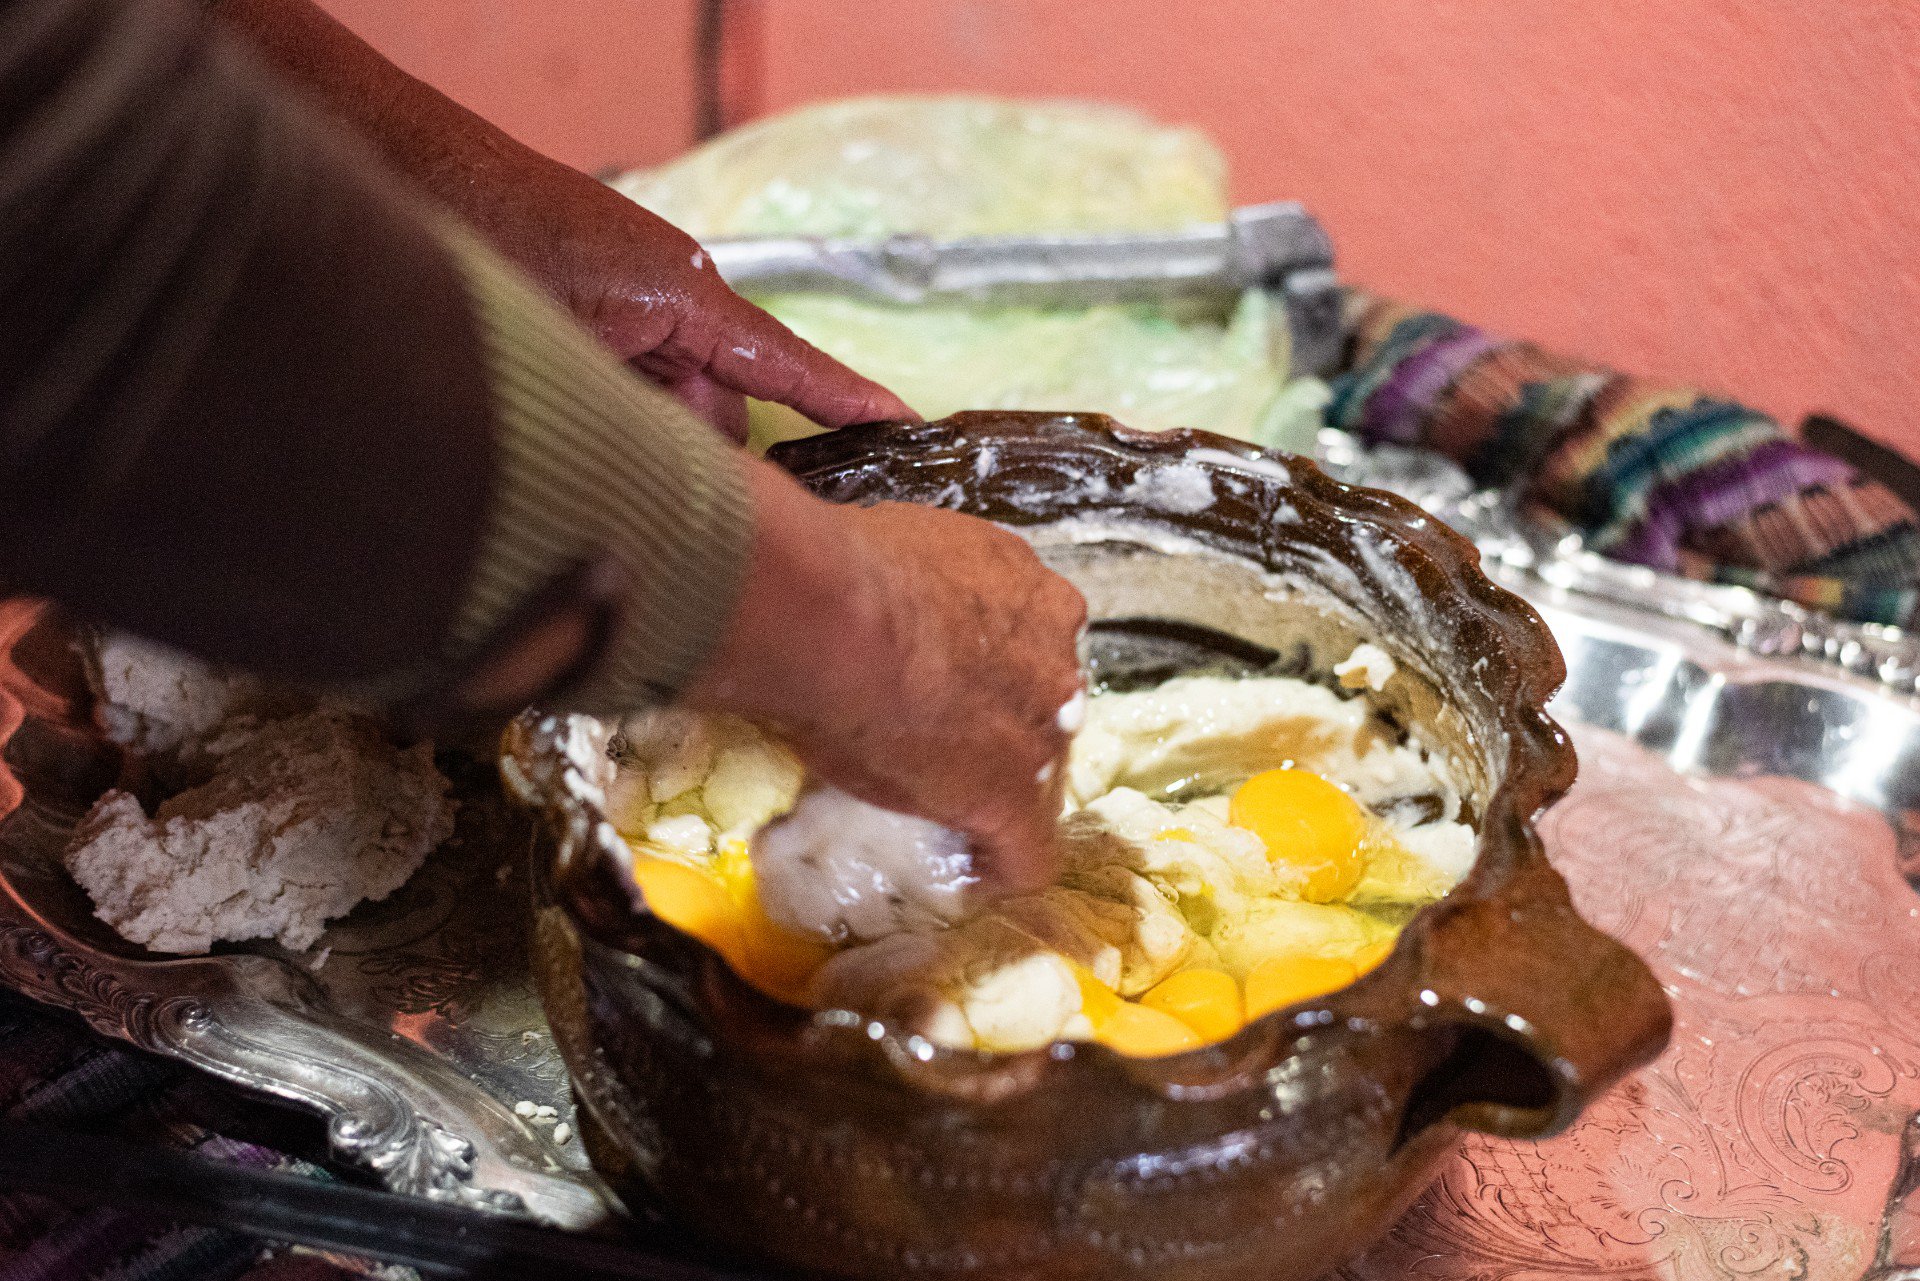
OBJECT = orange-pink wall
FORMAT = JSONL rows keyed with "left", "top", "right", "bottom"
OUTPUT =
{"left": 317, "top": 0, "right": 1920, "bottom": 456}
{"left": 314, "top": 0, "right": 697, "bottom": 174}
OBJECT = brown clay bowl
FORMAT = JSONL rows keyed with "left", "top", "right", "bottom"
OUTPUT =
{"left": 500, "top": 411, "right": 1672, "bottom": 1280}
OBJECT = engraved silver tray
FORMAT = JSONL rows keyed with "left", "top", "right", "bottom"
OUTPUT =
{"left": 2, "top": 440, "right": 1919, "bottom": 1277}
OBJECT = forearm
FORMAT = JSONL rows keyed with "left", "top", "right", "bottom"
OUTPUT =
{"left": 204, "top": 0, "right": 582, "bottom": 275}
{"left": 434, "top": 223, "right": 754, "bottom": 714}
{"left": 0, "top": 0, "right": 750, "bottom": 713}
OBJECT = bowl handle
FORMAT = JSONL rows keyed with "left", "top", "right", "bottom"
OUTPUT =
{"left": 1396, "top": 850, "right": 1672, "bottom": 1142}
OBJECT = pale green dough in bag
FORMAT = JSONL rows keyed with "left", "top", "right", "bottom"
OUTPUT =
{"left": 612, "top": 96, "right": 1328, "bottom": 453}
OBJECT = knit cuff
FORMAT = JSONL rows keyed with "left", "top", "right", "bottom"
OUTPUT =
{"left": 432, "top": 221, "right": 753, "bottom": 714}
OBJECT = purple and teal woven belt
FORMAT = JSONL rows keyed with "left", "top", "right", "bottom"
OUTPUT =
{"left": 1330, "top": 295, "right": 1920, "bottom": 628}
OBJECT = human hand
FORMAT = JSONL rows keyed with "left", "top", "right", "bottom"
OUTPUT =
{"left": 483, "top": 151, "right": 913, "bottom": 438}
{"left": 687, "top": 464, "right": 1087, "bottom": 891}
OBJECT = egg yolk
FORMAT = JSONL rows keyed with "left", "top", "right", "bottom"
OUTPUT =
{"left": 633, "top": 766, "right": 1402, "bottom": 1048}
{"left": 631, "top": 853, "right": 832, "bottom": 1005}
{"left": 726, "top": 903, "right": 835, "bottom": 1006}
{"left": 1071, "top": 967, "right": 1204, "bottom": 1057}
{"left": 1351, "top": 939, "right": 1394, "bottom": 975}
{"left": 1141, "top": 968, "right": 1244, "bottom": 1042}
{"left": 1072, "top": 965, "right": 1125, "bottom": 1030}
{"left": 1244, "top": 954, "right": 1359, "bottom": 1018}
{"left": 631, "top": 856, "right": 742, "bottom": 955}
{"left": 1098, "top": 1001, "right": 1204, "bottom": 1057}
{"left": 1228, "top": 769, "right": 1369, "bottom": 902}
{"left": 714, "top": 838, "right": 755, "bottom": 899}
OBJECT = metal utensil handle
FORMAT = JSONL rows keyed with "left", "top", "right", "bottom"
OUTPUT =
{"left": 702, "top": 202, "right": 1333, "bottom": 307}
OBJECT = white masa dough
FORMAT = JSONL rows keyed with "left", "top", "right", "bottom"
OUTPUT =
{"left": 66, "top": 635, "right": 457, "bottom": 954}
{"left": 752, "top": 787, "right": 977, "bottom": 942}
{"left": 66, "top": 710, "right": 453, "bottom": 952}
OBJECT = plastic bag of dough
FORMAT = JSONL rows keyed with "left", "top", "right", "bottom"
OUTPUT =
{"left": 611, "top": 96, "right": 1228, "bottom": 241}
{"left": 610, "top": 96, "right": 1328, "bottom": 454}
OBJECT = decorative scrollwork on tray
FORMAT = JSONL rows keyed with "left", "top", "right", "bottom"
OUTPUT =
{"left": 0, "top": 920, "right": 201, "bottom": 1048}
{"left": 1734, "top": 1034, "right": 1907, "bottom": 1196}
{"left": 0, "top": 915, "right": 528, "bottom": 1214}
{"left": 334, "top": 1110, "right": 524, "bottom": 1213}
{"left": 352, "top": 949, "right": 491, "bottom": 1021}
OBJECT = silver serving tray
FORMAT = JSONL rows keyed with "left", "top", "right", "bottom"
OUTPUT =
{"left": 3, "top": 444, "right": 1919, "bottom": 1275}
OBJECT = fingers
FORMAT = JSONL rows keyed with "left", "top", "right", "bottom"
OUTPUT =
{"left": 961, "top": 712, "right": 1074, "bottom": 894}
{"left": 579, "top": 195, "right": 915, "bottom": 430}
{"left": 969, "top": 799, "right": 1065, "bottom": 895}
{"left": 702, "top": 295, "right": 918, "bottom": 429}
{"left": 629, "top": 285, "right": 916, "bottom": 431}
{"left": 925, "top": 526, "right": 1085, "bottom": 894}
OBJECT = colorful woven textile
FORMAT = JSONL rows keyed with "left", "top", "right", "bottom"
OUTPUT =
{"left": 1328, "top": 297, "right": 1920, "bottom": 627}
{"left": 0, "top": 989, "right": 408, "bottom": 1281}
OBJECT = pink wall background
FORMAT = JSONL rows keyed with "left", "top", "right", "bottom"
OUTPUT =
{"left": 317, "top": 0, "right": 1920, "bottom": 456}
{"left": 315, "top": 0, "right": 697, "bottom": 175}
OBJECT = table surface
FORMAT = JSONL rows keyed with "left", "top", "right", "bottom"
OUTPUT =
{"left": 1341, "top": 722, "right": 1920, "bottom": 1281}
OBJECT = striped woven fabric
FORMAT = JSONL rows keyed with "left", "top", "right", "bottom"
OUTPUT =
{"left": 0, "top": 990, "right": 409, "bottom": 1281}
{"left": 1328, "top": 296, "right": 1920, "bottom": 627}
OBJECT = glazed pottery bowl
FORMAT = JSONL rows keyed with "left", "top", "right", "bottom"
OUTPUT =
{"left": 501, "top": 411, "right": 1672, "bottom": 1280}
